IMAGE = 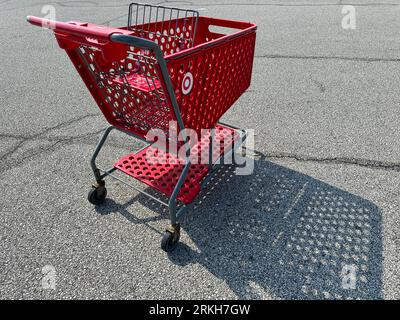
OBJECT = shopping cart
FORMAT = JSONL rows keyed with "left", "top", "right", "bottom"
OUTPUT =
{"left": 27, "top": 3, "right": 257, "bottom": 251}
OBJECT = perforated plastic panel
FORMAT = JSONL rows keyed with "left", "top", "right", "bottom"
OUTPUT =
{"left": 76, "top": 45, "right": 174, "bottom": 137}
{"left": 168, "top": 26, "right": 256, "bottom": 134}
{"left": 114, "top": 124, "right": 239, "bottom": 203}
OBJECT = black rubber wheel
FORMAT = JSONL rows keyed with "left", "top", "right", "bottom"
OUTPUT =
{"left": 87, "top": 186, "right": 107, "bottom": 205}
{"left": 161, "top": 226, "right": 180, "bottom": 252}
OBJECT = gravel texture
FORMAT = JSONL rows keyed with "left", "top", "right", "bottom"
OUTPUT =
{"left": 0, "top": 0, "right": 399, "bottom": 299}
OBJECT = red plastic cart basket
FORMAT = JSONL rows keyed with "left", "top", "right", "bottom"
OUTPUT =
{"left": 27, "top": 2, "right": 257, "bottom": 251}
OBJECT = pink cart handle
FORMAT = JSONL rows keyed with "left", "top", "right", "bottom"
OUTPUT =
{"left": 26, "top": 15, "right": 134, "bottom": 61}
{"left": 26, "top": 16, "right": 120, "bottom": 41}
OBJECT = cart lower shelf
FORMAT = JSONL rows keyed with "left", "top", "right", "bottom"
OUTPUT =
{"left": 114, "top": 124, "right": 239, "bottom": 204}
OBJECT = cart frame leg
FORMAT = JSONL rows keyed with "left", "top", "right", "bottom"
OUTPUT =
{"left": 90, "top": 125, "right": 116, "bottom": 184}
{"left": 168, "top": 160, "right": 191, "bottom": 226}
{"left": 89, "top": 124, "right": 191, "bottom": 227}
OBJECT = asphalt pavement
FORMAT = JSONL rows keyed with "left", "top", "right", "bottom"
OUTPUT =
{"left": 0, "top": 0, "right": 399, "bottom": 299}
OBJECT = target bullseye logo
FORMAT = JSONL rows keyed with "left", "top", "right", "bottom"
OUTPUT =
{"left": 182, "top": 72, "right": 193, "bottom": 95}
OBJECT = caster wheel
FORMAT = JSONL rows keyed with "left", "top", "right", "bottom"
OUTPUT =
{"left": 161, "top": 224, "right": 180, "bottom": 252}
{"left": 88, "top": 185, "right": 107, "bottom": 205}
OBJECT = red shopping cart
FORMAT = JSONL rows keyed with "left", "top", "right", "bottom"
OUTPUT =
{"left": 27, "top": 3, "right": 257, "bottom": 251}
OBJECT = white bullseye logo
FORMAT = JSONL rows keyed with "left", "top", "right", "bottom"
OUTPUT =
{"left": 182, "top": 72, "right": 193, "bottom": 95}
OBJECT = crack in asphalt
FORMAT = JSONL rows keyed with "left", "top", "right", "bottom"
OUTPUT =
{"left": 252, "top": 150, "right": 400, "bottom": 172}
{"left": 0, "top": 113, "right": 100, "bottom": 162}
{"left": 0, "top": 128, "right": 105, "bottom": 175}
{"left": 255, "top": 54, "right": 400, "bottom": 63}
{"left": 2, "top": 120, "right": 399, "bottom": 175}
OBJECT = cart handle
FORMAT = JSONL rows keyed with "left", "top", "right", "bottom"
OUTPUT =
{"left": 110, "top": 33, "right": 160, "bottom": 52}
{"left": 26, "top": 16, "right": 158, "bottom": 51}
{"left": 26, "top": 15, "right": 156, "bottom": 60}
{"left": 26, "top": 16, "right": 118, "bottom": 41}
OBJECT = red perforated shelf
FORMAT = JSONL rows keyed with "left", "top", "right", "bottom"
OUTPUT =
{"left": 113, "top": 73, "right": 161, "bottom": 92}
{"left": 114, "top": 124, "right": 240, "bottom": 204}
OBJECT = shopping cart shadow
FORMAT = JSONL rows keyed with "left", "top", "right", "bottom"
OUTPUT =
{"left": 98, "top": 156, "right": 383, "bottom": 300}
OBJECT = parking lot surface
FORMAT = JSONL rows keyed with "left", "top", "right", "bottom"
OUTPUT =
{"left": 0, "top": 0, "right": 399, "bottom": 299}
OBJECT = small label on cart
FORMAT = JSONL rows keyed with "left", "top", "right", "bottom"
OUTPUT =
{"left": 182, "top": 72, "right": 193, "bottom": 95}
